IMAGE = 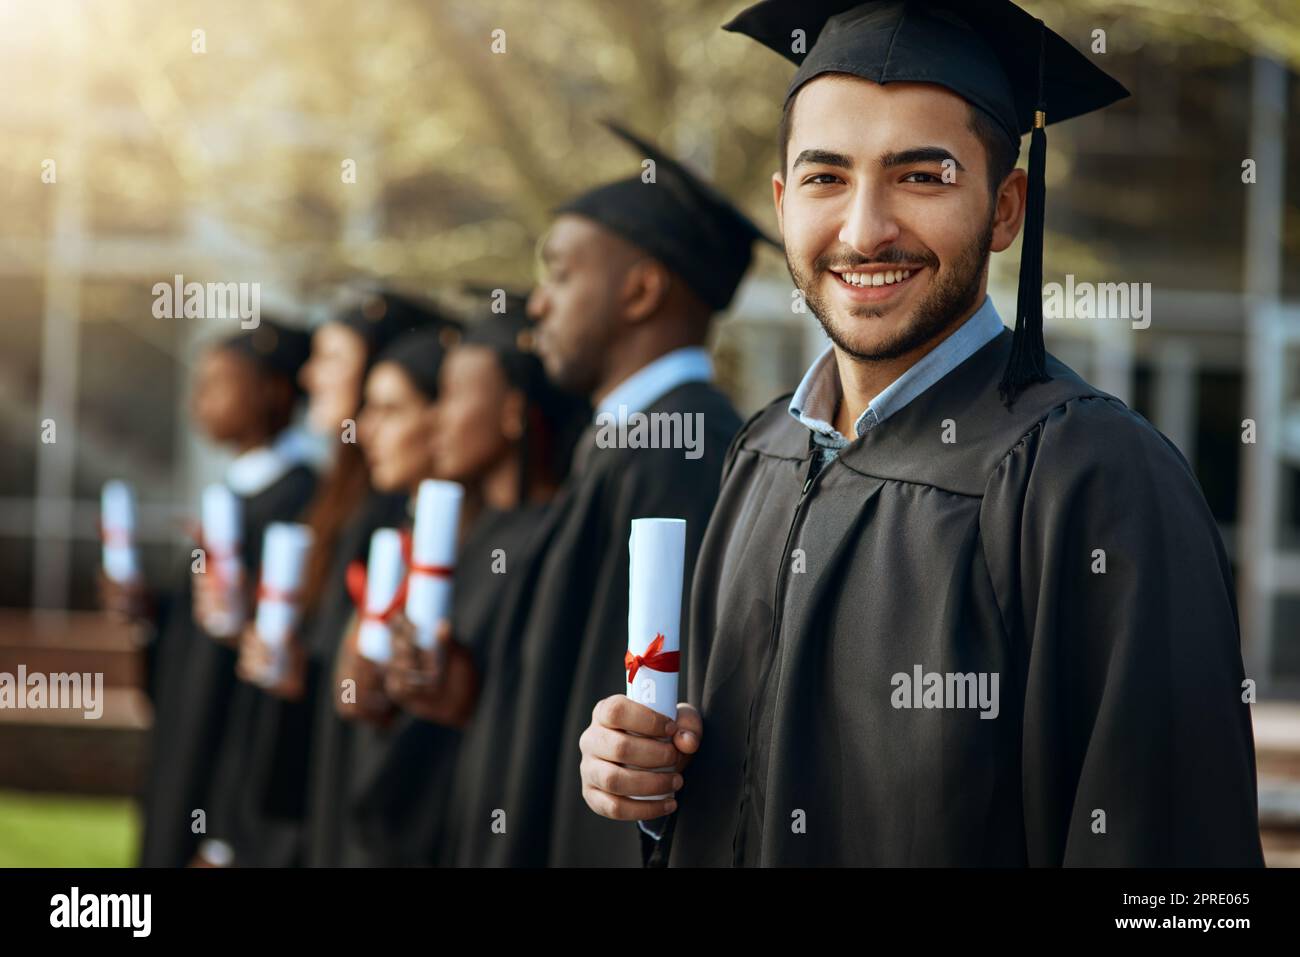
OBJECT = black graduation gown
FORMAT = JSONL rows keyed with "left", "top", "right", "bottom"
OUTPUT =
{"left": 137, "top": 463, "right": 317, "bottom": 867}
{"left": 349, "top": 505, "right": 546, "bottom": 866}
{"left": 302, "top": 492, "right": 409, "bottom": 867}
{"left": 459, "top": 380, "right": 741, "bottom": 867}
{"left": 656, "top": 329, "right": 1263, "bottom": 867}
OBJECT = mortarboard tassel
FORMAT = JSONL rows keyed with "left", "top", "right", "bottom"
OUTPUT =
{"left": 999, "top": 19, "right": 1052, "bottom": 406}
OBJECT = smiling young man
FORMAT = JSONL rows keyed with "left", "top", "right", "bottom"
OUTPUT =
{"left": 577, "top": 0, "right": 1265, "bottom": 866}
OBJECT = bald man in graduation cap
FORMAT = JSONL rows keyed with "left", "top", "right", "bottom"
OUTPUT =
{"left": 579, "top": 0, "right": 1265, "bottom": 867}
{"left": 429, "top": 121, "right": 773, "bottom": 867}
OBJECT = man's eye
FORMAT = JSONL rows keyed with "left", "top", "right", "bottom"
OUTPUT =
{"left": 902, "top": 171, "right": 945, "bottom": 184}
{"left": 802, "top": 173, "right": 842, "bottom": 186}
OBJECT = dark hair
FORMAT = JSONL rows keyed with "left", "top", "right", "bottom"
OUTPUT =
{"left": 778, "top": 86, "right": 1020, "bottom": 197}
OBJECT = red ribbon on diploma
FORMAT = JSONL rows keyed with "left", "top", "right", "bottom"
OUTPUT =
{"left": 256, "top": 583, "right": 301, "bottom": 605}
{"left": 346, "top": 560, "right": 406, "bottom": 624}
{"left": 344, "top": 529, "right": 454, "bottom": 625}
{"left": 625, "top": 633, "right": 680, "bottom": 684}
{"left": 402, "top": 529, "right": 454, "bottom": 581}
{"left": 98, "top": 522, "right": 132, "bottom": 548}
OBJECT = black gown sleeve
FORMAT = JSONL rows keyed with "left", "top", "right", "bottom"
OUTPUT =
{"left": 981, "top": 396, "right": 1264, "bottom": 866}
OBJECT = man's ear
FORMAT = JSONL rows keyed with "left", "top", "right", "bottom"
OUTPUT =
{"left": 989, "top": 168, "right": 1027, "bottom": 254}
{"left": 619, "top": 259, "right": 671, "bottom": 325}
{"left": 772, "top": 172, "right": 786, "bottom": 238}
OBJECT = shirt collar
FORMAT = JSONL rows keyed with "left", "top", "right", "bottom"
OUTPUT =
{"left": 593, "top": 346, "right": 713, "bottom": 420}
{"left": 225, "top": 426, "right": 316, "bottom": 497}
{"left": 789, "top": 295, "right": 1005, "bottom": 442}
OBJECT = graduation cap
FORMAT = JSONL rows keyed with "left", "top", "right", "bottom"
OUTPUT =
{"left": 218, "top": 318, "right": 312, "bottom": 394}
{"left": 723, "top": 0, "right": 1129, "bottom": 403}
{"left": 556, "top": 120, "right": 779, "bottom": 312}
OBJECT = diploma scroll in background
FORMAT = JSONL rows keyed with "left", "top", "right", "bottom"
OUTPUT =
{"left": 406, "top": 479, "right": 463, "bottom": 652}
{"left": 200, "top": 483, "right": 246, "bottom": 638}
{"left": 255, "top": 522, "right": 313, "bottom": 685}
{"left": 358, "top": 527, "right": 406, "bottom": 663}
{"left": 626, "top": 517, "right": 685, "bottom": 800}
{"left": 100, "top": 480, "right": 140, "bottom": 583}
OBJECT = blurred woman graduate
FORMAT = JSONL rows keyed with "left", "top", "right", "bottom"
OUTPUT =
{"left": 231, "top": 292, "right": 456, "bottom": 866}
{"left": 294, "top": 322, "right": 456, "bottom": 866}
{"left": 136, "top": 320, "right": 318, "bottom": 868}
{"left": 357, "top": 293, "right": 588, "bottom": 866}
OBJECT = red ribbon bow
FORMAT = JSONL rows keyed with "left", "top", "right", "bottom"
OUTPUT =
{"left": 346, "top": 559, "right": 408, "bottom": 624}
{"left": 625, "top": 633, "right": 680, "bottom": 684}
{"left": 345, "top": 528, "right": 455, "bottom": 624}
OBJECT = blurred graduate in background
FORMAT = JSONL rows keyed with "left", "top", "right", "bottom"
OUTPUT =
{"left": 127, "top": 321, "right": 318, "bottom": 868}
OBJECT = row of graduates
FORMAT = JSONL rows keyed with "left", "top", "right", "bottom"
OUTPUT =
{"left": 112, "top": 0, "right": 1268, "bottom": 866}
{"left": 113, "top": 121, "right": 764, "bottom": 868}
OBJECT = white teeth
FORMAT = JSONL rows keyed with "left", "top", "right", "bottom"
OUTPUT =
{"left": 839, "top": 268, "right": 915, "bottom": 287}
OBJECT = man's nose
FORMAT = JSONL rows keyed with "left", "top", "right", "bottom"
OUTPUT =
{"left": 837, "top": 184, "right": 901, "bottom": 259}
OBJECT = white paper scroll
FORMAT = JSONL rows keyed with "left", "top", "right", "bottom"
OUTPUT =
{"left": 254, "top": 522, "right": 314, "bottom": 685}
{"left": 626, "top": 518, "right": 686, "bottom": 800}
{"left": 100, "top": 481, "right": 140, "bottom": 583}
{"left": 358, "top": 527, "right": 406, "bottom": 664}
{"left": 405, "top": 479, "right": 464, "bottom": 651}
{"left": 626, "top": 518, "right": 686, "bottom": 718}
{"left": 200, "top": 483, "right": 246, "bottom": 638}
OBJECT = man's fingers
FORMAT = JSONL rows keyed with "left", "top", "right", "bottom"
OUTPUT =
{"left": 582, "top": 755, "right": 681, "bottom": 799}
{"left": 672, "top": 703, "right": 702, "bottom": 754}
{"left": 582, "top": 784, "right": 677, "bottom": 822}
{"left": 584, "top": 724, "right": 678, "bottom": 770}
{"left": 593, "top": 694, "right": 676, "bottom": 738}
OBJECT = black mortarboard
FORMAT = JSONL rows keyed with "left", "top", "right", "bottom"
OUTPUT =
{"left": 336, "top": 289, "right": 461, "bottom": 371}
{"left": 556, "top": 120, "right": 779, "bottom": 312}
{"left": 372, "top": 324, "right": 462, "bottom": 400}
{"left": 219, "top": 318, "right": 312, "bottom": 394}
{"left": 724, "top": 0, "right": 1129, "bottom": 403}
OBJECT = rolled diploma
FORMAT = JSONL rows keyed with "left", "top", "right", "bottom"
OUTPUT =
{"left": 201, "top": 483, "right": 245, "bottom": 637}
{"left": 405, "top": 479, "right": 463, "bottom": 651}
{"left": 255, "top": 522, "right": 314, "bottom": 684}
{"left": 358, "top": 527, "right": 406, "bottom": 663}
{"left": 626, "top": 517, "right": 686, "bottom": 799}
{"left": 101, "top": 481, "right": 140, "bottom": 582}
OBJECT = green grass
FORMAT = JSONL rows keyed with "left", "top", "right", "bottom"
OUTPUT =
{"left": 0, "top": 790, "right": 138, "bottom": 867}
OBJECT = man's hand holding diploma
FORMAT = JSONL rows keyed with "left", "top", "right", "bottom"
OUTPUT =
{"left": 579, "top": 694, "right": 699, "bottom": 821}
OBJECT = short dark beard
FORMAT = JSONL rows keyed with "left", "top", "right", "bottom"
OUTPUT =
{"left": 789, "top": 213, "right": 994, "bottom": 363}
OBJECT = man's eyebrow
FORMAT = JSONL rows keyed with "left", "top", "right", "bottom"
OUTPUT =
{"left": 880, "top": 146, "right": 965, "bottom": 171}
{"left": 791, "top": 149, "right": 854, "bottom": 171}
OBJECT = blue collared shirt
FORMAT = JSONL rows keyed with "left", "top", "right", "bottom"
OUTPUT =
{"left": 788, "top": 296, "right": 1005, "bottom": 456}
{"left": 594, "top": 346, "right": 714, "bottom": 421}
